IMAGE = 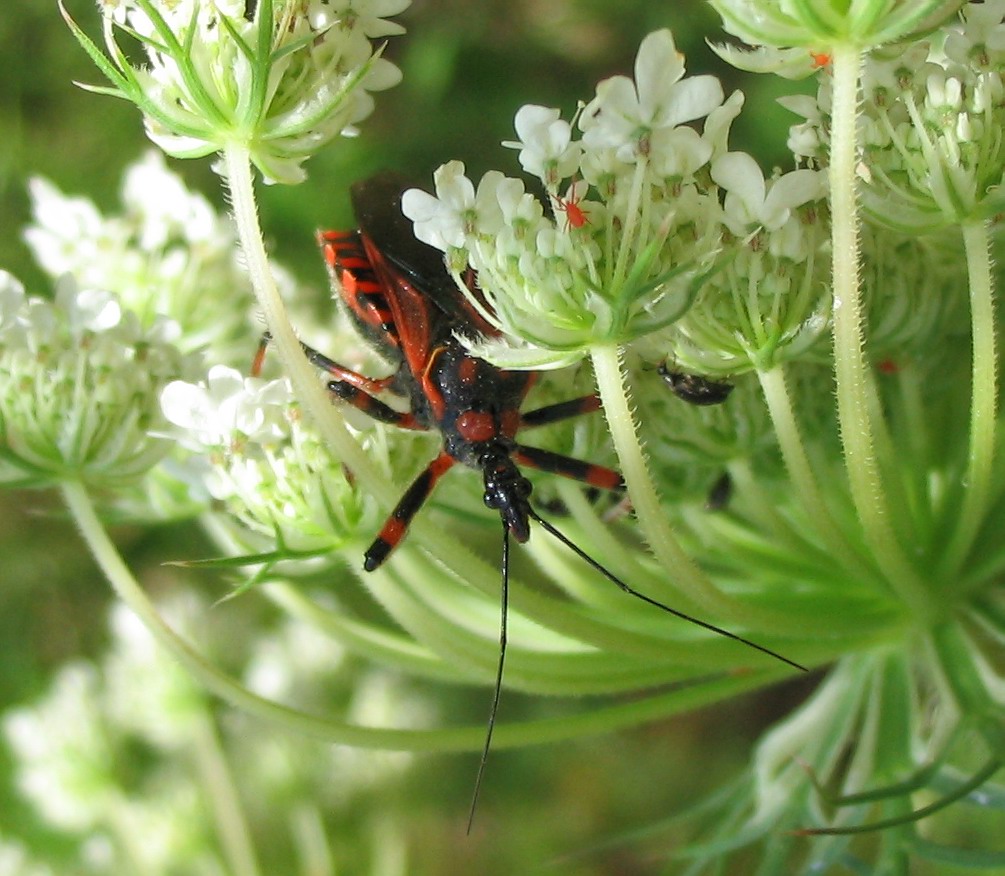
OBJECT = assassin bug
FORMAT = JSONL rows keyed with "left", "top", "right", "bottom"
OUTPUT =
{"left": 258, "top": 172, "right": 805, "bottom": 830}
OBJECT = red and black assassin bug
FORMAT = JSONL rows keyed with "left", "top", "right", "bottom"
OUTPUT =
{"left": 257, "top": 172, "right": 805, "bottom": 830}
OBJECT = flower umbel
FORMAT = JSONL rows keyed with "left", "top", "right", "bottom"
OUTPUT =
{"left": 67, "top": 0, "right": 408, "bottom": 183}
{"left": 160, "top": 364, "right": 391, "bottom": 559}
{"left": 24, "top": 151, "right": 265, "bottom": 360}
{"left": 0, "top": 272, "right": 195, "bottom": 490}
{"left": 403, "top": 30, "right": 735, "bottom": 367}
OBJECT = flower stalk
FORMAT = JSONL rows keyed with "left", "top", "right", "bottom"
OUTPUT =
{"left": 827, "top": 43, "right": 933, "bottom": 619}
{"left": 940, "top": 218, "right": 997, "bottom": 583}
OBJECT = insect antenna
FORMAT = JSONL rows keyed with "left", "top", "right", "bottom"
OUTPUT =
{"left": 527, "top": 507, "right": 807, "bottom": 673}
{"left": 466, "top": 521, "right": 510, "bottom": 835}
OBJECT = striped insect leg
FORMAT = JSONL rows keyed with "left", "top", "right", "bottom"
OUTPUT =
{"left": 519, "top": 394, "right": 602, "bottom": 429}
{"left": 252, "top": 331, "right": 397, "bottom": 397}
{"left": 326, "top": 380, "right": 424, "bottom": 430}
{"left": 514, "top": 444, "right": 624, "bottom": 492}
{"left": 363, "top": 452, "right": 456, "bottom": 571}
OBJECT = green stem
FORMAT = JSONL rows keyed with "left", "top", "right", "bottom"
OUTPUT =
{"left": 590, "top": 344, "right": 801, "bottom": 638}
{"left": 827, "top": 45, "right": 932, "bottom": 620}
{"left": 591, "top": 344, "right": 730, "bottom": 613}
{"left": 58, "top": 479, "right": 786, "bottom": 751}
{"left": 757, "top": 365, "right": 877, "bottom": 586}
{"left": 929, "top": 621, "right": 1005, "bottom": 752}
{"left": 192, "top": 713, "right": 262, "bottom": 876}
{"left": 220, "top": 144, "right": 392, "bottom": 503}
{"left": 938, "top": 219, "right": 998, "bottom": 582}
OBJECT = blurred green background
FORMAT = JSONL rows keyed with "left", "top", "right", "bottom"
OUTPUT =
{"left": 0, "top": 2, "right": 816, "bottom": 873}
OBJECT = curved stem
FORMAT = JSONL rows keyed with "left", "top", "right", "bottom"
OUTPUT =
{"left": 58, "top": 479, "right": 788, "bottom": 751}
{"left": 939, "top": 219, "right": 997, "bottom": 581}
{"left": 590, "top": 343, "right": 803, "bottom": 639}
{"left": 757, "top": 365, "right": 877, "bottom": 586}
{"left": 220, "top": 144, "right": 392, "bottom": 503}
{"left": 591, "top": 344, "right": 731, "bottom": 614}
{"left": 827, "top": 45, "right": 932, "bottom": 620}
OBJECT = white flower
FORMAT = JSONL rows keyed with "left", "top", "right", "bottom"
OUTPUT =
{"left": 402, "top": 161, "right": 506, "bottom": 252}
{"left": 503, "top": 105, "right": 583, "bottom": 187}
{"left": 580, "top": 29, "right": 724, "bottom": 164}
{"left": 310, "top": 0, "right": 410, "bottom": 37}
{"left": 712, "top": 152, "right": 827, "bottom": 236}
{"left": 944, "top": 0, "right": 1005, "bottom": 67}
{"left": 0, "top": 275, "right": 193, "bottom": 488}
{"left": 23, "top": 154, "right": 259, "bottom": 359}
{"left": 76, "top": 0, "right": 410, "bottom": 184}
{"left": 161, "top": 365, "right": 292, "bottom": 451}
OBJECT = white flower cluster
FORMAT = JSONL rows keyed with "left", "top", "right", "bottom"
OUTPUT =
{"left": 2, "top": 596, "right": 420, "bottom": 871}
{"left": 0, "top": 271, "right": 196, "bottom": 489}
{"left": 88, "top": 0, "right": 409, "bottom": 183}
{"left": 786, "top": 1, "right": 1005, "bottom": 230}
{"left": 24, "top": 152, "right": 263, "bottom": 360}
{"left": 160, "top": 364, "right": 402, "bottom": 558}
{"left": 403, "top": 29, "right": 830, "bottom": 372}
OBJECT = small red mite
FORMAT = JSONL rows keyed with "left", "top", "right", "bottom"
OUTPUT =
{"left": 810, "top": 51, "right": 832, "bottom": 69}
{"left": 255, "top": 172, "right": 806, "bottom": 832}
{"left": 552, "top": 179, "right": 590, "bottom": 230}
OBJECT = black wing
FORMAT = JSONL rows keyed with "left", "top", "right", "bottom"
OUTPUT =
{"left": 350, "top": 171, "right": 497, "bottom": 338}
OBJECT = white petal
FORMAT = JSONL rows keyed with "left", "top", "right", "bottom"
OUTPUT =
{"left": 711, "top": 152, "right": 766, "bottom": 214}
{"left": 635, "top": 29, "right": 685, "bottom": 118}
{"left": 658, "top": 75, "right": 724, "bottom": 128}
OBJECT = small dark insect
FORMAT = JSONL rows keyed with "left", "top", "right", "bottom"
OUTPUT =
{"left": 659, "top": 362, "right": 734, "bottom": 406}
{"left": 257, "top": 172, "right": 805, "bottom": 831}
{"left": 705, "top": 471, "right": 733, "bottom": 511}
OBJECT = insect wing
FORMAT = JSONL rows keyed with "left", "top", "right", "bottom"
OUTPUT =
{"left": 360, "top": 232, "right": 443, "bottom": 380}
{"left": 318, "top": 229, "right": 403, "bottom": 361}
{"left": 351, "top": 172, "right": 498, "bottom": 339}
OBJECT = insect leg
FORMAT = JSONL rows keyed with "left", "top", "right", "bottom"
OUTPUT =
{"left": 253, "top": 331, "right": 396, "bottom": 396}
{"left": 325, "top": 381, "right": 424, "bottom": 430}
{"left": 519, "top": 394, "right": 601, "bottom": 428}
{"left": 364, "top": 452, "right": 456, "bottom": 571}
{"left": 252, "top": 332, "right": 424, "bottom": 429}
{"left": 514, "top": 444, "right": 624, "bottom": 492}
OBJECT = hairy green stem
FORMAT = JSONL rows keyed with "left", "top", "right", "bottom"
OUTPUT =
{"left": 590, "top": 343, "right": 803, "bottom": 641}
{"left": 939, "top": 219, "right": 997, "bottom": 582}
{"left": 827, "top": 45, "right": 932, "bottom": 620}
{"left": 757, "top": 365, "right": 877, "bottom": 586}
{"left": 591, "top": 344, "right": 733, "bottom": 614}
{"left": 221, "top": 144, "right": 390, "bottom": 500}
